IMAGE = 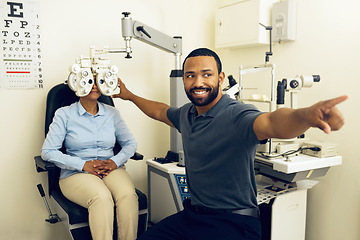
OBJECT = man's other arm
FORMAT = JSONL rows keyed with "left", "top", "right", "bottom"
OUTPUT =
{"left": 253, "top": 95, "right": 348, "bottom": 141}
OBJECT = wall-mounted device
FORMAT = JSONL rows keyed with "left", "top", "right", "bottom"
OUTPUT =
{"left": 272, "top": 0, "right": 297, "bottom": 43}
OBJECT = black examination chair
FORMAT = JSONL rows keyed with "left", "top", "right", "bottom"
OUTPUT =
{"left": 35, "top": 83, "right": 148, "bottom": 240}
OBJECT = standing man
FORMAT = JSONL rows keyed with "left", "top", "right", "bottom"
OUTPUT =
{"left": 113, "top": 48, "right": 347, "bottom": 240}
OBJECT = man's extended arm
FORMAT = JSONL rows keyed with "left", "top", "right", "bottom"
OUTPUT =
{"left": 112, "top": 78, "right": 174, "bottom": 127}
{"left": 253, "top": 95, "right": 348, "bottom": 140}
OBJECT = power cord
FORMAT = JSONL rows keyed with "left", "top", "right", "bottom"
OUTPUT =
{"left": 259, "top": 146, "right": 321, "bottom": 159}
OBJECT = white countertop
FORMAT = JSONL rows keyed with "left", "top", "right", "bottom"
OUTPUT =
{"left": 147, "top": 154, "right": 342, "bottom": 175}
{"left": 147, "top": 159, "right": 186, "bottom": 174}
{"left": 255, "top": 154, "right": 342, "bottom": 174}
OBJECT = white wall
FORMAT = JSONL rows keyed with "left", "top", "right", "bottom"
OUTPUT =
{"left": 1, "top": 0, "right": 359, "bottom": 239}
{"left": 217, "top": 0, "right": 360, "bottom": 239}
{"left": 0, "top": 0, "right": 217, "bottom": 239}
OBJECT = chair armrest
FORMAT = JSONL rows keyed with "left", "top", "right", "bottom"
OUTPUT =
{"left": 131, "top": 152, "right": 144, "bottom": 161}
{"left": 34, "top": 155, "right": 56, "bottom": 172}
{"left": 35, "top": 152, "right": 142, "bottom": 173}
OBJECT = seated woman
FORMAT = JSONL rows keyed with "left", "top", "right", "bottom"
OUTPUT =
{"left": 41, "top": 81, "right": 138, "bottom": 240}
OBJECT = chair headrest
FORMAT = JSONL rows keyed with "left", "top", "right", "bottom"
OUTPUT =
{"left": 44, "top": 83, "right": 114, "bottom": 136}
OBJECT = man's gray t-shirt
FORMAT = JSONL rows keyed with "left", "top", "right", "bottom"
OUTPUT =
{"left": 167, "top": 94, "right": 263, "bottom": 210}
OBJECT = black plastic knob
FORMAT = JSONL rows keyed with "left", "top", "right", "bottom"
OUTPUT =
{"left": 290, "top": 79, "right": 299, "bottom": 89}
{"left": 312, "top": 75, "right": 320, "bottom": 82}
{"left": 122, "top": 12, "right": 131, "bottom": 17}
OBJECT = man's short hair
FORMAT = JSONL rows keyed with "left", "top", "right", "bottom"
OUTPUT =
{"left": 182, "top": 48, "right": 222, "bottom": 74}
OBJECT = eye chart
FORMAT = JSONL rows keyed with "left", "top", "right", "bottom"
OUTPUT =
{"left": 0, "top": 0, "right": 42, "bottom": 89}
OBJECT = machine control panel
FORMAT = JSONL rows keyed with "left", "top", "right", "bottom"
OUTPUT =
{"left": 174, "top": 174, "right": 191, "bottom": 201}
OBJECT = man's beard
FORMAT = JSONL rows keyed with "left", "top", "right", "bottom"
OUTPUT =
{"left": 185, "top": 82, "right": 220, "bottom": 107}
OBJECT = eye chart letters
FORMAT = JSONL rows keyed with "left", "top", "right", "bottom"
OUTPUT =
{"left": 0, "top": 0, "right": 42, "bottom": 89}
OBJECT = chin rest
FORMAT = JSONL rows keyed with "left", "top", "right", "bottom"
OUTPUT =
{"left": 35, "top": 83, "right": 148, "bottom": 239}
